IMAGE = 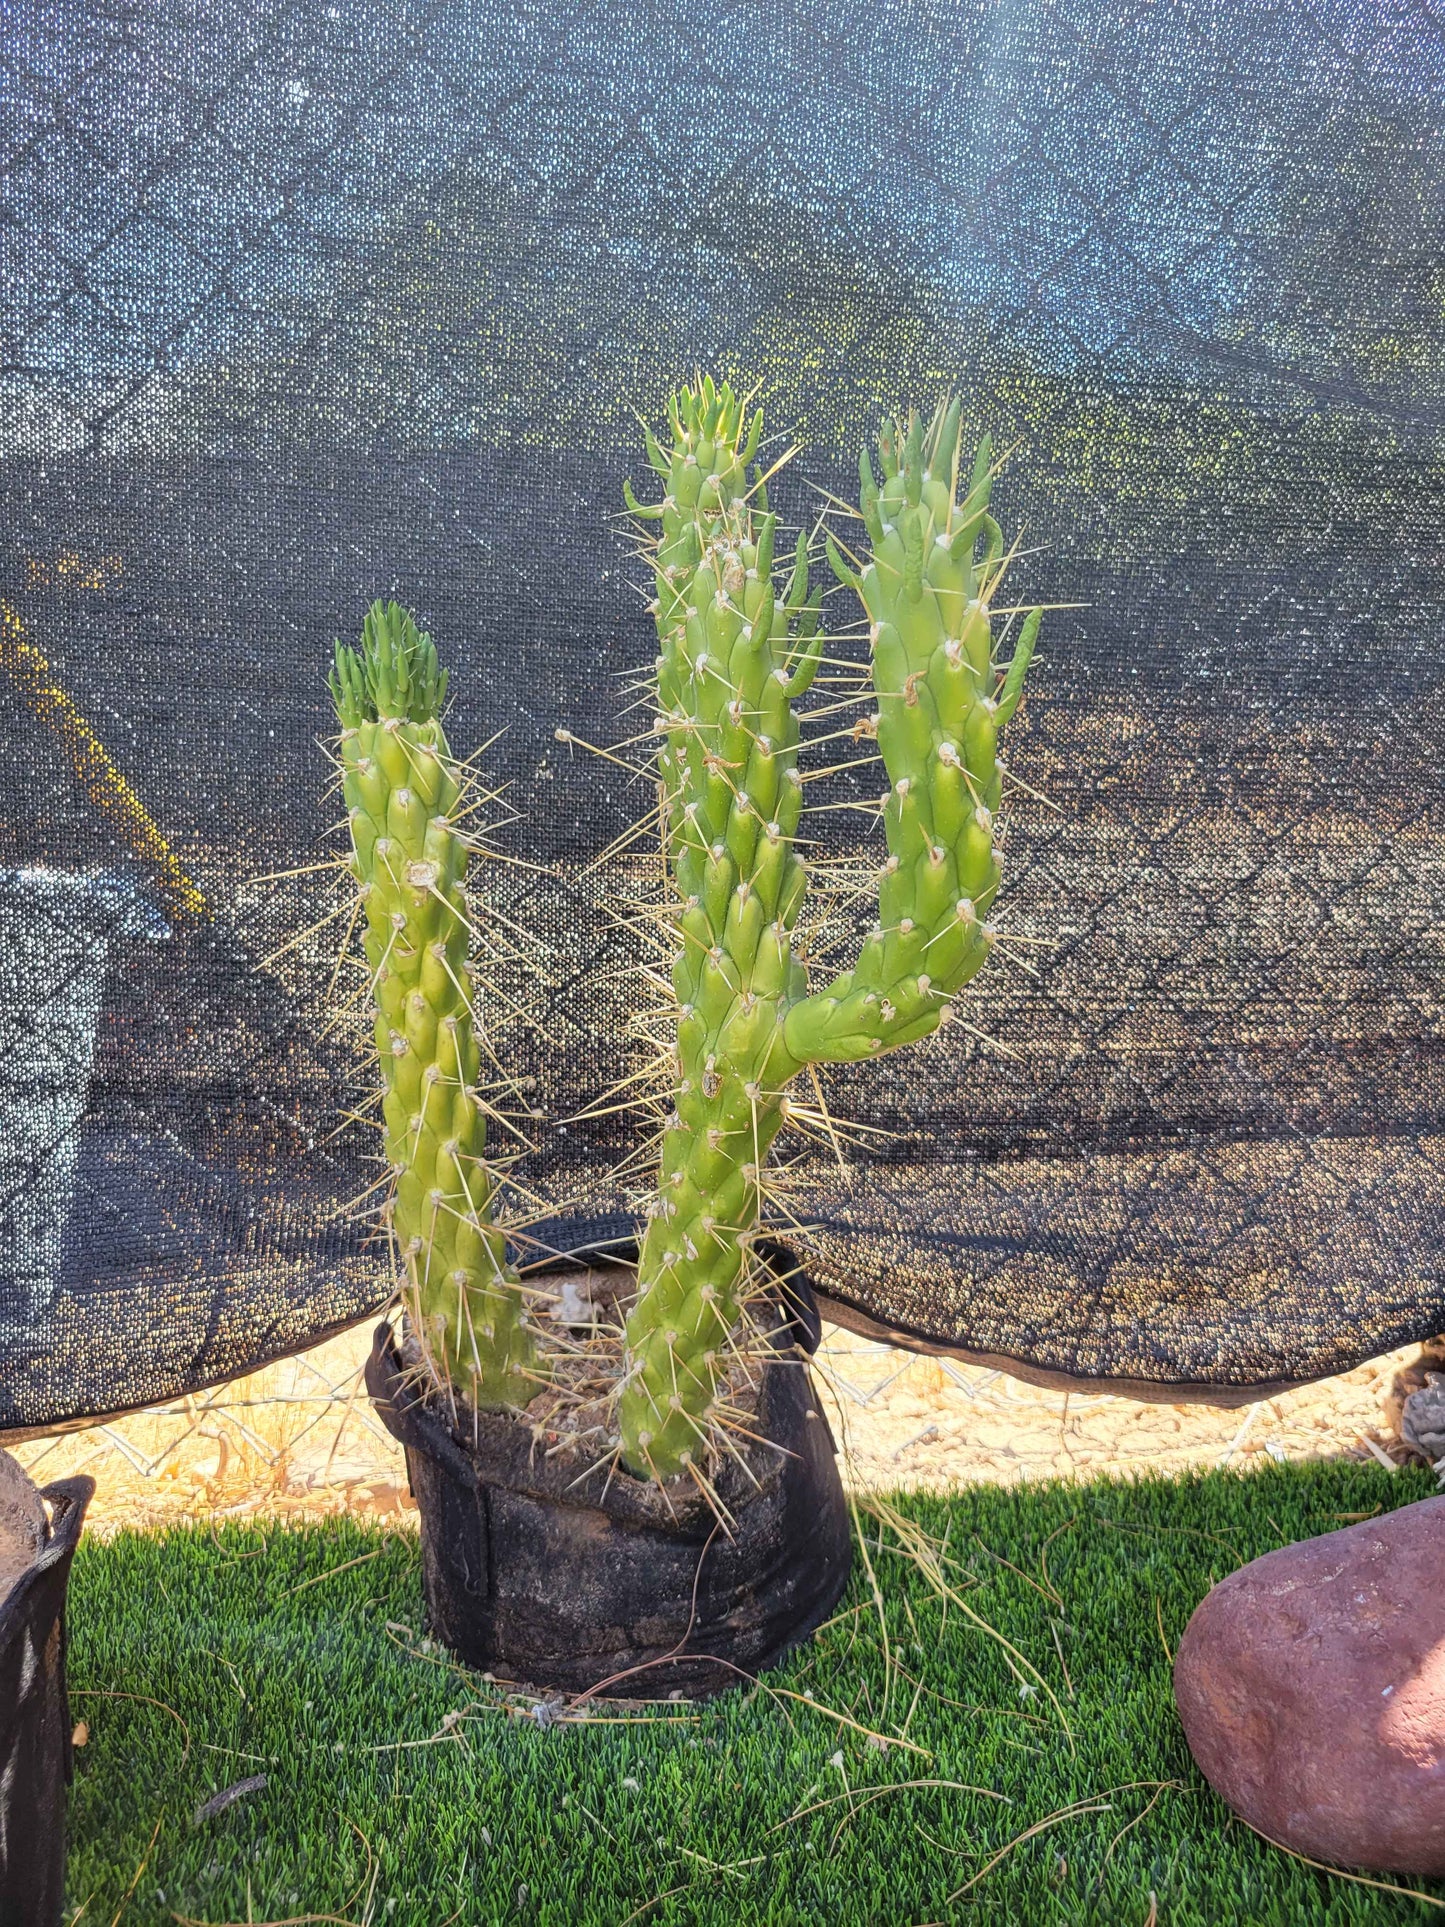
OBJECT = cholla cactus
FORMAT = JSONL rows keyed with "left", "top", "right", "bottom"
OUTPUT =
{"left": 619, "top": 381, "right": 1039, "bottom": 1478}
{"left": 331, "top": 601, "right": 536, "bottom": 1410}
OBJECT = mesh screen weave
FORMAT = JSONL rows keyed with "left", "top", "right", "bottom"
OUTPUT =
{"left": 3, "top": 0, "right": 1444, "bottom": 1428}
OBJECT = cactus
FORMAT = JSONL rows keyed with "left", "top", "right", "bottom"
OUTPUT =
{"left": 330, "top": 600, "right": 536, "bottom": 1411}
{"left": 619, "top": 382, "right": 1040, "bottom": 1479}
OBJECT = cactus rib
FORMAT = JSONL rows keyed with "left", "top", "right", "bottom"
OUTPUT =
{"left": 331, "top": 600, "right": 536, "bottom": 1412}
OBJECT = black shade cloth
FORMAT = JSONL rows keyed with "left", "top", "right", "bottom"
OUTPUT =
{"left": 1, "top": 0, "right": 1443, "bottom": 1428}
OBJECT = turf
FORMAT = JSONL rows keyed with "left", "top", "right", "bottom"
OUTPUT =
{"left": 63, "top": 1460, "right": 1444, "bottom": 1926}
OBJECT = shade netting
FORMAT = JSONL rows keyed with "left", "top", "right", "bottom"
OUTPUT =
{"left": 2, "top": 0, "right": 1443, "bottom": 1427}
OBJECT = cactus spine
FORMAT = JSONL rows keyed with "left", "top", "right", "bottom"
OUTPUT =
{"left": 331, "top": 601, "right": 536, "bottom": 1411}
{"left": 620, "top": 383, "right": 1039, "bottom": 1479}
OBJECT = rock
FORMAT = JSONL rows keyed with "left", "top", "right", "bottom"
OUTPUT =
{"left": 0, "top": 1449, "right": 45, "bottom": 1610}
{"left": 1401, "top": 1376, "right": 1445, "bottom": 1469}
{"left": 1173, "top": 1496, "right": 1445, "bottom": 1875}
{"left": 1383, "top": 1341, "right": 1445, "bottom": 1458}
{"left": 549, "top": 1276, "right": 597, "bottom": 1330}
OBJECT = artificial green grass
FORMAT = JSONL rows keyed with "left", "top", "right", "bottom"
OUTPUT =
{"left": 64, "top": 1461, "right": 1444, "bottom": 1926}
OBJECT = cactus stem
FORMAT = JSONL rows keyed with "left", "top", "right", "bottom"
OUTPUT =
{"left": 329, "top": 601, "right": 537, "bottom": 1413}
{"left": 617, "top": 386, "right": 1038, "bottom": 1483}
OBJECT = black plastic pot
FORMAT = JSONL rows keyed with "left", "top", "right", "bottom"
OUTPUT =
{"left": 366, "top": 1250, "right": 852, "bottom": 1699}
{"left": 0, "top": 1453, "right": 92, "bottom": 1927}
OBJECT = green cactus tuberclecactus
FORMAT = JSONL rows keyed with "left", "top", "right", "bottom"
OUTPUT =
{"left": 331, "top": 601, "right": 537, "bottom": 1411}
{"left": 619, "top": 380, "right": 1040, "bottom": 1479}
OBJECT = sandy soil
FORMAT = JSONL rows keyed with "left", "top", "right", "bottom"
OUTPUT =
{"left": 8, "top": 1319, "right": 1436, "bottom": 1533}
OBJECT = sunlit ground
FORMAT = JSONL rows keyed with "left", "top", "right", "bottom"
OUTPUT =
{"left": 11, "top": 1322, "right": 1422, "bottom": 1532}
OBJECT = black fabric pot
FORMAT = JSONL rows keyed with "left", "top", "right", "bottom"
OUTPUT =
{"left": 366, "top": 1253, "right": 852, "bottom": 1698}
{"left": 0, "top": 1455, "right": 92, "bottom": 1927}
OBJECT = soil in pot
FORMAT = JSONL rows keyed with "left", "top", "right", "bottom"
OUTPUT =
{"left": 0, "top": 1451, "right": 93, "bottom": 1927}
{"left": 367, "top": 1250, "right": 853, "bottom": 1700}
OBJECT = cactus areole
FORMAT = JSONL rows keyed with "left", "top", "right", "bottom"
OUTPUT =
{"left": 331, "top": 603, "right": 537, "bottom": 1413}
{"left": 620, "top": 379, "right": 1040, "bottom": 1478}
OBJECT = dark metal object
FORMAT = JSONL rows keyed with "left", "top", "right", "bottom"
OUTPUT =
{"left": 0, "top": 1459, "right": 92, "bottom": 1927}
{"left": 366, "top": 1259, "right": 851, "bottom": 1700}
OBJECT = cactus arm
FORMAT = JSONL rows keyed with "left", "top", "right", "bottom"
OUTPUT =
{"left": 781, "top": 405, "right": 1039, "bottom": 1067}
{"left": 331, "top": 600, "right": 536, "bottom": 1411}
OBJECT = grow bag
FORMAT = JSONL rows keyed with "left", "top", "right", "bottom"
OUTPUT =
{"left": 0, "top": 1455, "right": 92, "bottom": 1927}
{"left": 366, "top": 1254, "right": 851, "bottom": 1699}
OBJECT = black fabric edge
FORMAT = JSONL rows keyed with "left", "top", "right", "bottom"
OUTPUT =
{"left": 0, "top": 1298, "right": 393, "bottom": 1443}
{"left": 810, "top": 1287, "right": 1327, "bottom": 1408}
{"left": 4, "top": 1213, "right": 1436, "bottom": 1434}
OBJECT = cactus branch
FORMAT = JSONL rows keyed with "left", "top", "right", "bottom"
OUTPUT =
{"left": 782, "top": 404, "right": 1040, "bottom": 1067}
{"left": 330, "top": 600, "right": 536, "bottom": 1412}
{"left": 618, "top": 391, "right": 1041, "bottom": 1481}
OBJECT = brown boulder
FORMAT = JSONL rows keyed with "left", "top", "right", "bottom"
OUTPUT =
{"left": 1173, "top": 1495, "right": 1445, "bottom": 1875}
